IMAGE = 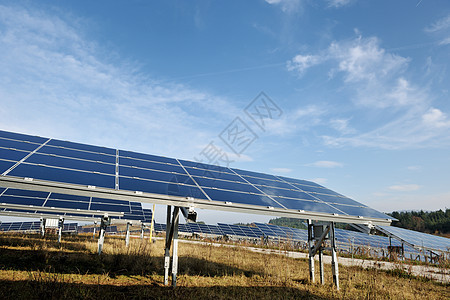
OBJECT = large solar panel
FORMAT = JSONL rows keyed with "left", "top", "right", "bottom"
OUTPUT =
{"left": 0, "top": 221, "right": 40, "bottom": 232}
{"left": 0, "top": 130, "right": 393, "bottom": 225}
{"left": 376, "top": 225, "right": 450, "bottom": 253}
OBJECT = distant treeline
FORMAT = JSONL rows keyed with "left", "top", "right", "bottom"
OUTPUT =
{"left": 388, "top": 209, "right": 450, "bottom": 234}
{"left": 268, "top": 209, "right": 450, "bottom": 235}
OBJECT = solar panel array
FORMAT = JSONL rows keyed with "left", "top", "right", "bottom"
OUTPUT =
{"left": 0, "top": 221, "right": 40, "bottom": 232}
{"left": 0, "top": 221, "right": 78, "bottom": 232}
{"left": 0, "top": 187, "right": 148, "bottom": 222}
{"left": 0, "top": 130, "right": 392, "bottom": 222}
{"left": 377, "top": 225, "right": 450, "bottom": 253}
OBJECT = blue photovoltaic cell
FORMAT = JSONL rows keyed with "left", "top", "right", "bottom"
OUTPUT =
{"left": 179, "top": 160, "right": 233, "bottom": 174}
{"left": 3, "top": 188, "right": 49, "bottom": 198}
{"left": 49, "top": 193, "right": 90, "bottom": 203}
{"left": 0, "top": 195, "right": 45, "bottom": 206}
{"left": 0, "top": 149, "right": 29, "bottom": 163}
{"left": 193, "top": 177, "right": 261, "bottom": 194}
{"left": 231, "top": 168, "right": 280, "bottom": 181}
{"left": 273, "top": 197, "right": 340, "bottom": 214}
{"left": 47, "top": 139, "right": 116, "bottom": 155}
{"left": 120, "top": 157, "right": 184, "bottom": 173}
{"left": 331, "top": 204, "right": 390, "bottom": 219}
{"left": 25, "top": 153, "right": 115, "bottom": 174}
{"left": 184, "top": 167, "right": 247, "bottom": 182}
{"left": 311, "top": 194, "right": 366, "bottom": 207}
{"left": 38, "top": 146, "right": 116, "bottom": 164}
{"left": 202, "top": 188, "right": 282, "bottom": 207}
{"left": 277, "top": 176, "right": 324, "bottom": 188}
{"left": 0, "top": 138, "right": 40, "bottom": 152}
{"left": 120, "top": 150, "right": 178, "bottom": 165}
{"left": 119, "top": 177, "right": 207, "bottom": 199}
{"left": 8, "top": 164, "right": 116, "bottom": 189}
{"left": 258, "top": 186, "right": 318, "bottom": 201}
{"left": 0, "top": 160, "right": 15, "bottom": 174}
{"left": 243, "top": 176, "right": 294, "bottom": 190}
{"left": 0, "top": 130, "right": 47, "bottom": 144}
{"left": 44, "top": 199, "right": 88, "bottom": 210}
{"left": 292, "top": 184, "right": 344, "bottom": 197}
{"left": 120, "top": 166, "right": 194, "bottom": 185}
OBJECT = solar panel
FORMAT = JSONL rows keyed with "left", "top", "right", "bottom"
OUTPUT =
{"left": 376, "top": 225, "right": 450, "bottom": 253}
{"left": 0, "top": 130, "right": 393, "bottom": 225}
{"left": 0, "top": 186, "right": 151, "bottom": 223}
{"left": 0, "top": 221, "right": 40, "bottom": 232}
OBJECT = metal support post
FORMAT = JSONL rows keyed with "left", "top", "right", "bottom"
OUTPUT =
{"left": 40, "top": 218, "right": 46, "bottom": 238}
{"left": 125, "top": 222, "right": 131, "bottom": 247}
{"left": 319, "top": 247, "right": 324, "bottom": 285}
{"left": 330, "top": 222, "right": 340, "bottom": 290}
{"left": 98, "top": 215, "right": 110, "bottom": 255}
{"left": 140, "top": 224, "right": 145, "bottom": 240}
{"left": 164, "top": 205, "right": 172, "bottom": 286}
{"left": 171, "top": 207, "right": 180, "bottom": 287}
{"left": 307, "top": 219, "right": 315, "bottom": 283}
{"left": 93, "top": 221, "right": 97, "bottom": 239}
{"left": 149, "top": 203, "right": 155, "bottom": 242}
{"left": 58, "top": 217, "right": 64, "bottom": 244}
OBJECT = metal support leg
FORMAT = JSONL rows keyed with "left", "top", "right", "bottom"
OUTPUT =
{"left": 319, "top": 247, "right": 324, "bottom": 285}
{"left": 125, "top": 222, "right": 131, "bottom": 247}
{"left": 93, "top": 221, "right": 97, "bottom": 239}
{"left": 140, "top": 224, "right": 145, "bottom": 240}
{"left": 164, "top": 206, "right": 172, "bottom": 286}
{"left": 307, "top": 219, "right": 315, "bottom": 283}
{"left": 40, "top": 218, "right": 46, "bottom": 238}
{"left": 171, "top": 207, "right": 180, "bottom": 287}
{"left": 330, "top": 222, "right": 340, "bottom": 290}
{"left": 97, "top": 216, "right": 110, "bottom": 255}
{"left": 58, "top": 218, "right": 64, "bottom": 244}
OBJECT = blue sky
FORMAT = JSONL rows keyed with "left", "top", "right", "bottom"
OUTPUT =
{"left": 0, "top": 0, "right": 449, "bottom": 224}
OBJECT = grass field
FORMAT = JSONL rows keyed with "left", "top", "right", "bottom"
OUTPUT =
{"left": 0, "top": 233, "right": 448, "bottom": 299}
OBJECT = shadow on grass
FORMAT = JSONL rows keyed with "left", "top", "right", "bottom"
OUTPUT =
{"left": 0, "top": 247, "right": 263, "bottom": 278}
{"left": 0, "top": 279, "right": 330, "bottom": 300}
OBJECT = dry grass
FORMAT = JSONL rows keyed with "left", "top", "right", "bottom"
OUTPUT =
{"left": 0, "top": 233, "right": 448, "bottom": 299}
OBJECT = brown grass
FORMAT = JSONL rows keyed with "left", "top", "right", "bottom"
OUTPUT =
{"left": 0, "top": 233, "right": 448, "bottom": 299}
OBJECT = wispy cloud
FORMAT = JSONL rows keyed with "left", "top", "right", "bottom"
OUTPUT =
{"left": 264, "top": 0, "right": 303, "bottom": 14}
{"left": 306, "top": 160, "right": 343, "bottom": 168}
{"left": 424, "top": 14, "right": 450, "bottom": 46}
{"left": 288, "top": 34, "right": 450, "bottom": 149}
{"left": 424, "top": 14, "right": 450, "bottom": 33}
{"left": 310, "top": 177, "right": 328, "bottom": 184}
{"left": 0, "top": 5, "right": 238, "bottom": 159}
{"left": 327, "top": 0, "right": 355, "bottom": 8}
{"left": 388, "top": 184, "right": 421, "bottom": 192}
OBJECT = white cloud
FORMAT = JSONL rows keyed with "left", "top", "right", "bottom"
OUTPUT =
{"left": 388, "top": 184, "right": 421, "bottom": 192}
{"left": 286, "top": 54, "right": 322, "bottom": 75}
{"left": 0, "top": 5, "right": 238, "bottom": 159}
{"left": 329, "top": 36, "right": 410, "bottom": 85}
{"left": 422, "top": 108, "right": 450, "bottom": 128}
{"left": 439, "top": 37, "right": 450, "bottom": 45}
{"left": 271, "top": 167, "right": 292, "bottom": 173}
{"left": 264, "top": 0, "right": 303, "bottom": 13}
{"left": 424, "top": 14, "right": 450, "bottom": 33}
{"left": 327, "top": 0, "right": 355, "bottom": 8}
{"left": 329, "top": 118, "right": 356, "bottom": 134}
{"left": 306, "top": 160, "right": 343, "bottom": 168}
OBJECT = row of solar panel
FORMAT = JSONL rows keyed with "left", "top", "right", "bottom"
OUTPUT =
{"left": 0, "top": 187, "right": 155, "bottom": 223}
{"left": 0, "top": 221, "right": 78, "bottom": 232}
{"left": 0, "top": 130, "right": 392, "bottom": 220}
{"left": 78, "top": 225, "right": 118, "bottom": 233}
{"left": 152, "top": 222, "right": 448, "bottom": 255}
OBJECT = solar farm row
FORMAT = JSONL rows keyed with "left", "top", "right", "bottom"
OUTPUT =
{"left": 0, "top": 130, "right": 392, "bottom": 222}
{"left": 152, "top": 222, "right": 448, "bottom": 258}
{"left": 0, "top": 221, "right": 78, "bottom": 232}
